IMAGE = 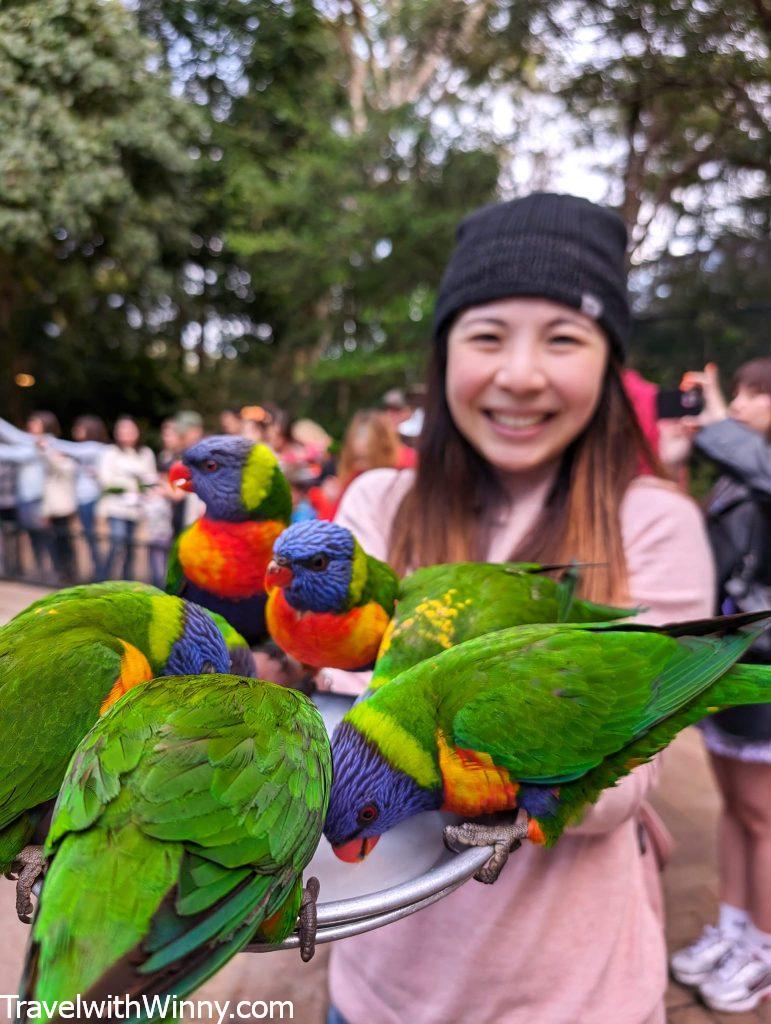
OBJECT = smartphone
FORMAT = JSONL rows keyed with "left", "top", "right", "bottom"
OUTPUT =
{"left": 656, "top": 387, "right": 704, "bottom": 419}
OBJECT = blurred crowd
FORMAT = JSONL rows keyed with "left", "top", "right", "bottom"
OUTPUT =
{"left": 0, "top": 389, "right": 424, "bottom": 587}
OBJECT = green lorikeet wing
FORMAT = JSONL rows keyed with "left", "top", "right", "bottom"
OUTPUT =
{"left": 9, "top": 581, "right": 164, "bottom": 625}
{"left": 0, "top": 585, "right": 233, "bottom": 873}
{"left": 369, "top": 562, "right": 637, "bottom": 691}
{"left": 435, "top": 623, "right": 758, "bottom": 784}
{"left": 0, "top": 621, "right": 145, "bottom": 872}
{"left": 165, "top": 533, "right": 186, "bottom": 595}
{"left": 22, "top": 675, "right": 331, "bottom": 1008}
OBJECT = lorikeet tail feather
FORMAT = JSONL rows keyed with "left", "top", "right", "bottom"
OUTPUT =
{"left": 539, "top": 659, "right": 771, "bottom": 847}
{"left": 614, "top": 610, "right": 771, "bottom": 638}
{"left": 20, "top": 826, "right": 181, "bottom": 1017}
{"left": 710, "top": 662, "right": 771, "bottom": 708}
{"left": 22, "top": 820, "right": 295, "bottom": 1020}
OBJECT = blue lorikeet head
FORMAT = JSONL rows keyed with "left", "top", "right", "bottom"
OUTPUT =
{"left": 169, "top": 436, "right": 290, "bottom": 522}
{"left": 267, "top": 521, "right": 355, "bottom": 613}
{"left": 323, "top": 722, "right": 440, "bottom": 862}
{"left": 164, "top": 602, "right": 231, "bottom": 675}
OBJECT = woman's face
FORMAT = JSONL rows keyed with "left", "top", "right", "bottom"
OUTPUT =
{"left": 161, "top": 421, "right": 182, "bottom": 452}
{"left": 115, "top": 418, "right": 139, "bottom": 448}
{"left": 446, "top": 297, "right": 609, "bottom": 477}
{"left": 347, "top": 428, "right": 372, "bottom": 475}
{"left": 729, "top": 385, "right": 771, "bottom": 438}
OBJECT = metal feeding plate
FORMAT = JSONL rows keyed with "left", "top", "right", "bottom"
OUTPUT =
{"left": 248, "top": 844, "right": 493, "bottom": 950}
{"left": 247, "top": 692, "right": 494, "bottom": 952}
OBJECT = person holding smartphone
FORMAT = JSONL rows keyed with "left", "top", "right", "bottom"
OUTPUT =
{"left": 668, "top": 358, "right": 771, "bottom": 1013}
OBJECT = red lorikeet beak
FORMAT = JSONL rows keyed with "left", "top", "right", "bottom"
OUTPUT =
{"left": 331, "top": 836, "right": 380, "bottom": 862}
{"left": 169, "top": 461, "right": 193, "bottom": 492}
{"left": 265, "top": 558, "right": 294, "bottom": 589}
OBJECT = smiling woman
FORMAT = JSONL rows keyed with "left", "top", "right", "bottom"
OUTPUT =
{"left": 322, "top": 193, "right": 715, "bottom": 1024}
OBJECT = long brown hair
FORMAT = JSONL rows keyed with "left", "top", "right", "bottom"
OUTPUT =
{"left": 388, "top": 339, "right": 664, "bottom": 603}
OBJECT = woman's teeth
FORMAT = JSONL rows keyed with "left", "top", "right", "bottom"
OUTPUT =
{"left": 487, "top": 412, "right": 549, "bottom": 428}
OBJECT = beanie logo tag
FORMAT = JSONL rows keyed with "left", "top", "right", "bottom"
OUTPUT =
{"left": 581, "top": 293, "right": 603, "bottom": 319}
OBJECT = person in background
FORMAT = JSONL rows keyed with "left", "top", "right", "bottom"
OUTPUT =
{"left": 333, "top": 409, "right": 400, "bottom": 513}
{"left": 157, "top": 418, "right": 188, "bottom": 539}
{"left": 320, "top": 194, "right": 714, "bottom": 1024}
{"left": 0, "top": 411, "right": 62, "bottom": 577}
{"left": 70, "top": 415, "right": 109, "bottom": 579}
{"left": 285, "top": 463, "right": 322, "bottom": 523}
{"left": 157, "top": 416, "right": 206, "bottom": 538}
{"left": 143, "top": 482, "right": 173, "bottom": 588}
{"left": 290, "top": 418, "right": 333, "bottom": 464}
{"left": 98, "top": 417, "right": 157, "bottom": 580}
{"left": 262, "top": 402, "right": 292, "bottom": 456}
{"left": 173, "top": 410, "right": 204, "bottom": 450}
{"left": 0, "top": 460, "right": 19, "bottom": 577}
{"left": 240, "top": 405, "right": 273, "bottom": 444}
{"left": 668, "top": 358, "right": 771, "bottom": 1014}
{"left": 622, "top": 368, "right": 660, "bottom": 456}
{"left": 0, "top": 412, "right": 107, "bottom": 579}
{"left": 39, "top": 440, "right": 77, "bottom": 584}
{"left": 381, "top": 388, "right": 418, "bottom": 468}
{"left": 219, "top": 408, "right": 243, "bottom": 435}
{"left": 397, "top": 406, "right": 424, "bottom": 454}
{"left": 157, "top": 417, "right": 185, "bottom": 476}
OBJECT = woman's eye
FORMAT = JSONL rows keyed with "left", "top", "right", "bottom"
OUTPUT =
{"left": 550, "top": 334, "right": 581, "bottom": 347}
{"left": 204, "top": 460, "right": 219, "bottom": 472}
{"left": 469, "top": 333, "right": 501, "bottom": 345}
{"left": 357, "top": 803, "right": 379, "bottom": 826}
{"left": 310, "top": 554, "right": 329, "bottom": 571}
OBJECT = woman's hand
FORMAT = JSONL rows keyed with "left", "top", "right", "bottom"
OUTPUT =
{"left": 680, "top": 362, "right": 728, "bottom": 426}
{"left": 658, "top": 418, "right": 697, "bottom": 472}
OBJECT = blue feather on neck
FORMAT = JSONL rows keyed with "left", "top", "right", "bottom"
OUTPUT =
{"left": 164, "top": 603, "right": 230, "bottom": 675}
{"left": 324, "top": 723, "right": 440, "bottom": 846}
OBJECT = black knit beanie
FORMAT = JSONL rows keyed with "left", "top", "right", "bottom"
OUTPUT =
{"left": 433, "top": 193, "right": 630, "bottom": 359}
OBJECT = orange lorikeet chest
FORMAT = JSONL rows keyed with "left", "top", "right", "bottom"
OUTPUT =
{"left": 100, "top": 641, "right": 154, "bottom": 715}
{"left": 266, "top": 587, "right": 390, "bottom": 670}
{"left": 179, "top": 518, "right": 285, "bottom": 599}
{"left": 437, "top": 729, "right": 521, "bottom": 817}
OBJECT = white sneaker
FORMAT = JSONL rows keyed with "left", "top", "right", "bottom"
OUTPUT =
{"left": 699, "top": 942, "right": 771, "bottom": 1013}
{"left": 670, "top": 925, "right": 735, "bottom": 985}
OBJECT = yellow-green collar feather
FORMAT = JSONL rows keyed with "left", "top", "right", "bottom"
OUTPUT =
{"left": 148, "top": 596, "right": 185, "bottom": 666}
{"left": 240, "top": 444, "right": 292, "bottom": 521}
{"left": 347, "top": 539, "right": 368, "bottom": 608}
{"left": 345, "top": 701, "right": 440, "bottom": 789}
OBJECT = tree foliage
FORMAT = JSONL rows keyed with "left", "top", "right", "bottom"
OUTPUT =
{"left": 1, "top": 0, "right": 769, "bottom": 433}
{"left": 0, "top": 0, "right": 201, "bottom": 422}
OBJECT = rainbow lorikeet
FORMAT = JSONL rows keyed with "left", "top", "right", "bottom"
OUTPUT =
{"left": 0, "top": 584, "right": 230, "bottom": 920}
{"left": 324, "top": 613, "right": 771, "bottom": 882}
{"left": 167, "top": 437, "right": 292, "bottom": 644}
{"left": 265, "top": 520, "right": 635, "bottom": 675}
{"left": 12, "top": 581, "right": 256, "bottom": 677}
{"left": 19, "top": 675, "right": 330, "bottom": 1016}
{"left": 266, "top": 521, "right": 400, "bottom": 671}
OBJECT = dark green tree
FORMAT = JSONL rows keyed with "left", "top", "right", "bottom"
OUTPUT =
{"left": 0, "top": 0, "right": 202, "bottom": 424}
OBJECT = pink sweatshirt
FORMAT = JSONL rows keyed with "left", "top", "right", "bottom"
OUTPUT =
{"left": 324, "top": 468, "right": 715, "bottom": 1024}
